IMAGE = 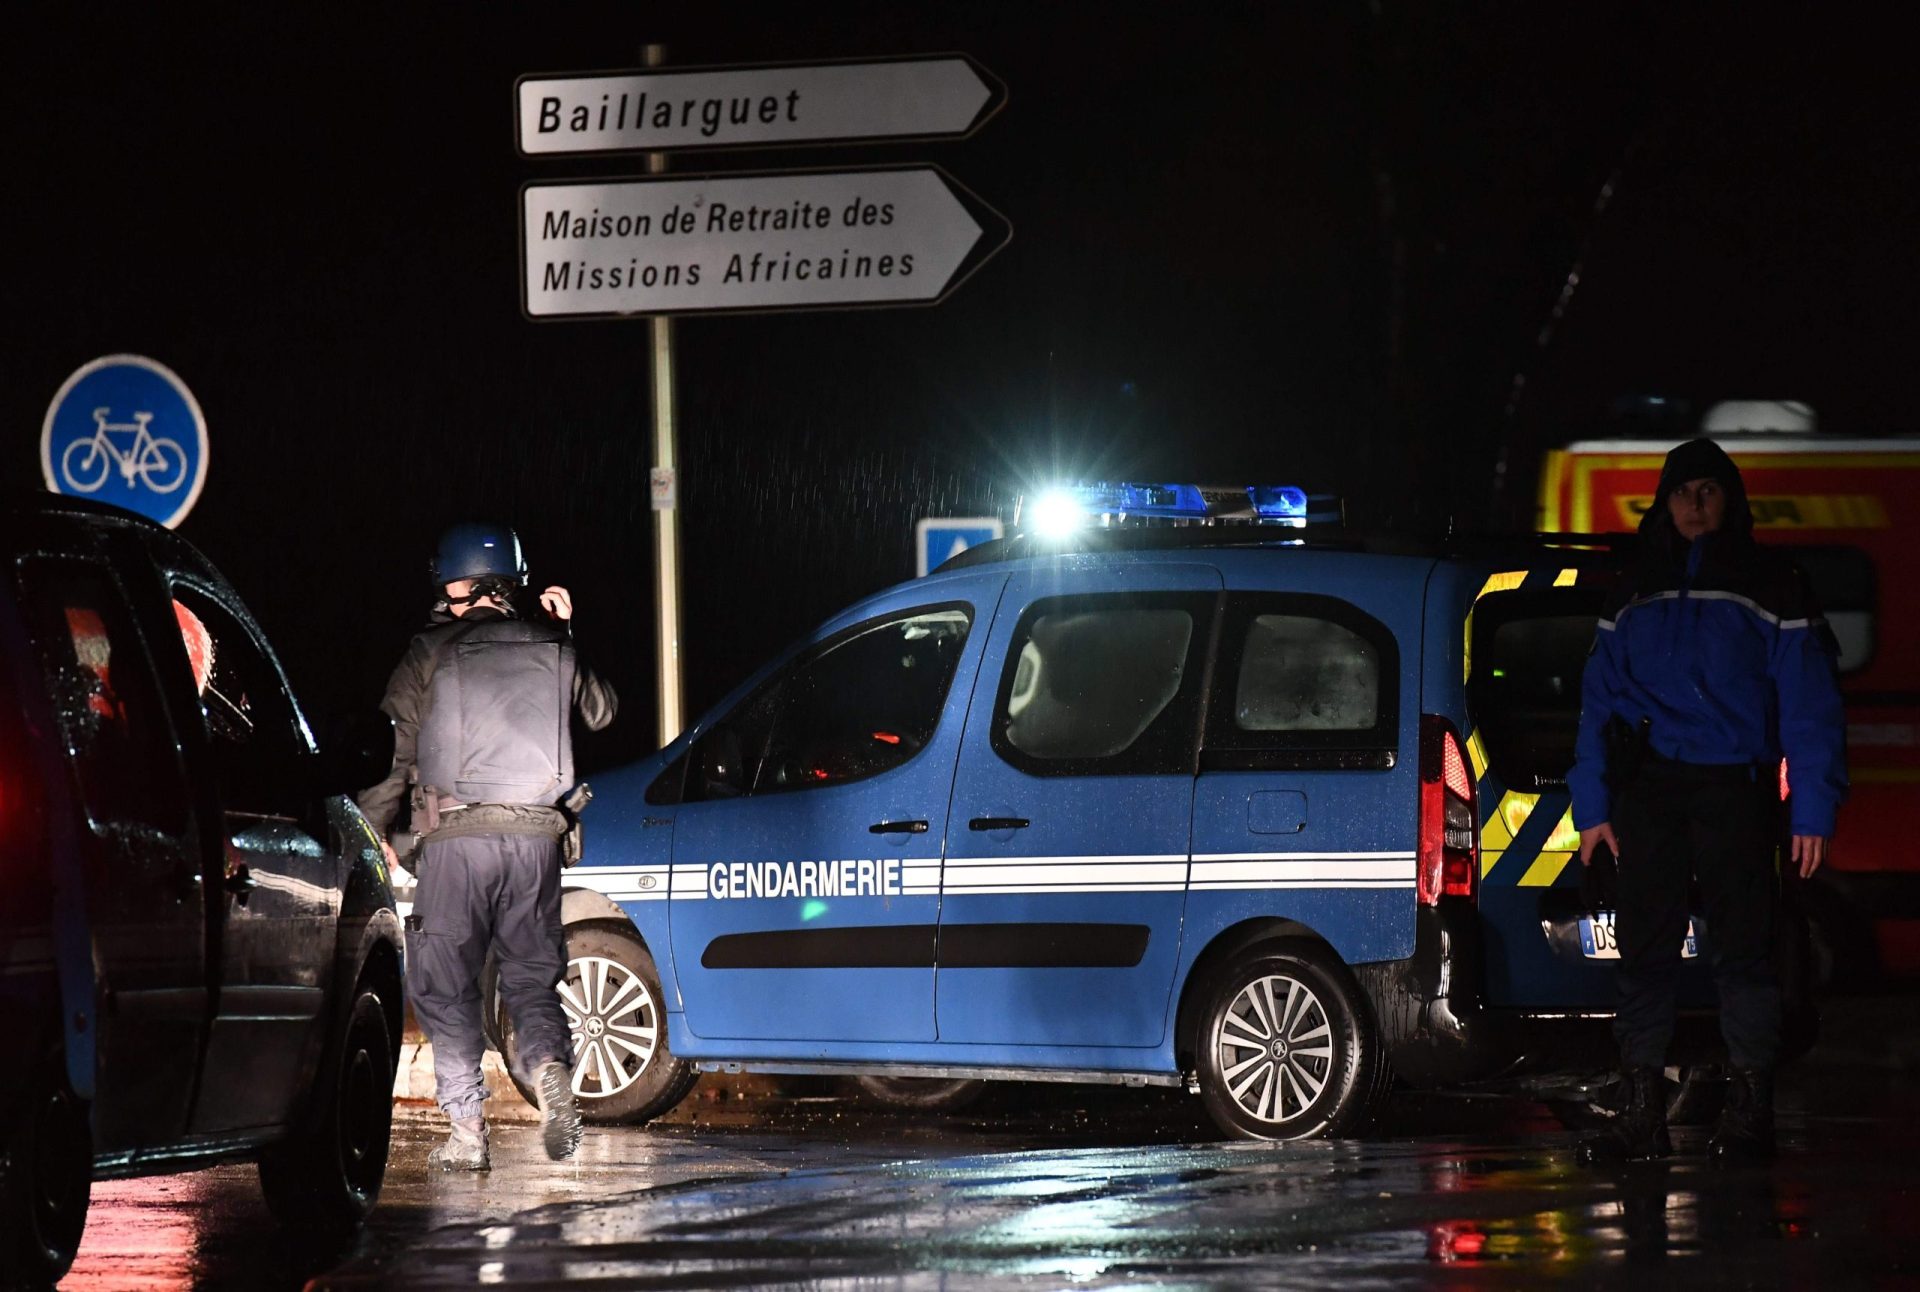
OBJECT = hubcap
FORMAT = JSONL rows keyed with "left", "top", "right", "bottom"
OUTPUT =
{"left": 1214, "top": 973, "right": 1336, "bottom": 1126}
{"left": 556, "top": 954, "right": 660, "bottom": 1100}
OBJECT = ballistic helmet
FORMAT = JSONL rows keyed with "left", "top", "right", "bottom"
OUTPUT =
{"left": 430, "top": 522, "right": 528, "bottom": 589}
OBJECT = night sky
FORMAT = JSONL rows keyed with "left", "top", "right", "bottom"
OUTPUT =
{"left": 6, "top": 6, "right": 1912, "bottom": 766}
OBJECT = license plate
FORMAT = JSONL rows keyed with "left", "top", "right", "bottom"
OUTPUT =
{"left": 1577, "top": 912, "right": 1699, "bottom": 960}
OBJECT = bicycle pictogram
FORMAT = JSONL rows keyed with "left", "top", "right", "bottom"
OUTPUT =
{"left": 60, "top": 407, "right": 190, "bottom": 495}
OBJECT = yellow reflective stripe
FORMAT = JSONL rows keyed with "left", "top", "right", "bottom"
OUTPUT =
{"left": 1476, "top": 570, "right": 1529, "bottom": 600}
{"left": 1554, "top": 567, "right": 1579, "bottom": 587}
{"left": 1517, "top": 851, "right": 1575, "bottom": 887}
{"left": 1542, "top": 806, "right": 1580, "bottom": 853}
{"left": 1466, "top": 726, "right": 1489, "bottom": 779}
{"left": 1466, "top": 570, "right": 1531, "bottom": 683}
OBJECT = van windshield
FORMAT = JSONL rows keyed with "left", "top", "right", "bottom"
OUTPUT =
{"left": 1467, "top": 587, "right": 1606, "bottom": 792}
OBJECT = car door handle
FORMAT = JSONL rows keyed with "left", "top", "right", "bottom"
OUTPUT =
{"left": 969, "top": 816, "right": 1030, "bottom": 831}
{"left": 868, "top": 820, "right": 929, "bottom": 834}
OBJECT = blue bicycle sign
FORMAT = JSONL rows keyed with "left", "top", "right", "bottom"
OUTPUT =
{"left": 42, "top": 355, "right": 208, "bottom": 528}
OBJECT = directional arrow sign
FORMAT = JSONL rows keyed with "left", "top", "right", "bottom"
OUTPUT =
{"left": 516, "top": 54, "right": 1004, "bottom": 156}
{"left": 520, "top": 166, "right": 1010, "bottom": 319}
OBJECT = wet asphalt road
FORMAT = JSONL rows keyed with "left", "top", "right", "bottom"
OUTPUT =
{"left": 62, "top": 999, "right": 1920, "bottom": 1290}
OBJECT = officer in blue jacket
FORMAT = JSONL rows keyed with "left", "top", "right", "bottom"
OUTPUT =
{"left": 1570, "top": 437, "right": 1846, "bottom": 1164}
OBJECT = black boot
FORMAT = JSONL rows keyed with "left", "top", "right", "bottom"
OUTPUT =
{"left": 1709, "top": 1067, "right": 1775, "bottom": 1164}
{"left": 1577, "top": 1067, "right": 1672, "bottom": 1165}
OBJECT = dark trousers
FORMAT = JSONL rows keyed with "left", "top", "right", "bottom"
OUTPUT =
{"left": 407, "top": 832, "right": 572, "bottom": 1120}
{"left": 1612, "top": 761, "right": 1782, "bottom": 1071}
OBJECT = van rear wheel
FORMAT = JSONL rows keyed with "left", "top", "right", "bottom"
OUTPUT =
{"left": 1196, "top": 945, "right": 1380, "bottom": 1140}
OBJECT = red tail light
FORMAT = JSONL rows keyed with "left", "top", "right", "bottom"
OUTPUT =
{"left": 1778, "top": 758, "right": 1790, "bottom": 803}
{"left": 1419, "top": 715, "right": 1478, "bottom": 905}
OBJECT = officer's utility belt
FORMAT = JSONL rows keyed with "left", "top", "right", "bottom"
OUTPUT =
{"left": 1642, "top": 753, "right": 1767, "bottom": 784}
{"left": 422, "top": 802, "right": 570, "bottom": 842}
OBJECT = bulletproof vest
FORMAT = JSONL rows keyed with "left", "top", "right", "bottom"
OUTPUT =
{"left": 415, "top": 617, "right": 576, "bottom": 806}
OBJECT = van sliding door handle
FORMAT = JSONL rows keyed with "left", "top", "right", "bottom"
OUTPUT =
{"left": 969, "top": 816, "right": 1030, "bottom": 831}
{"left": 868, "top": 819, "right": 929, "bottom": 834}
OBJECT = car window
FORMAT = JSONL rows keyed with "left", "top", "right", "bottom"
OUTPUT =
{"left": 1203, "top": 595, "right": 1399, "bottom": 771}
{"left": 687, "top": 605, "right": 972, "bottom": 800}
{"left": 169, "top": 582, "right": 310, "bottom": 814}
{"left": 1235, "top": 614, "right": 1380, "bottom": 731}
{"left": 1467, "top": 586, "right": 1603, "bottom": 791}
{"left": 14, "top": 556, "right": 189, "bottom": 837}
{"left": 1781, "top": 545, "right": 1874, "bottom": 674}
{"left": 992, "top": 593, "right": 1210, "bottom": 776}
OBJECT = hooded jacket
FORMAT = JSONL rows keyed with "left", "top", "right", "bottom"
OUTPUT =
{"left": 1568, "top": 439, "right": 1847, "bottom": 837}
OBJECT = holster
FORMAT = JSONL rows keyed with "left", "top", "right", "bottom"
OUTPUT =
{"left": 409, "top": 780, "right": 443, "bottom": 836}
{"left": 559, "top": 782, "right": 593, "bottom": 867}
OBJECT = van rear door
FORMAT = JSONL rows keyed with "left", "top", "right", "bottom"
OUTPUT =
{"left": 1464, "top": 562, "right": 1717, "bottom": 1010}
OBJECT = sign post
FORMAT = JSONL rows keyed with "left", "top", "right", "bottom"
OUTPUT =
{"left": 642, "top": 45, "right": 686, "bottom": 748}
{"left": 41, "top": 354, "right": 209, "bottom": 529}
{"left": 517, "top": 49, "right": 1007, "bottom": 746}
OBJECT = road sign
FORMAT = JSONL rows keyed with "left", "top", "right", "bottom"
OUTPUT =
{"left": 516, "top": 54, "right": 1004, "bottom": 157}
{"left": 41, "top": 355, "right": 209, "bottom": 529}
{"left": 521, "top": 165, "right": 1010, "bottom": 319}
{"left": 916, "top": 517, "right": 1003, "bottom": 577}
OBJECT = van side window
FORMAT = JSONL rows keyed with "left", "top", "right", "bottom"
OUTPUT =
{"left": 687, "top": 605, "right": 972, "bottom": 801}
{"left": 1205, "top": 595, "right": 1399, "bottom": 771}
{"left": 1235, "top": 615, "right": 1380, "bottom": 731}
{"left": 992, "top": 594, "right": 1211, "bottom": 776}
{"left": 15, "top": 557, "right": 189, "bottom": 836}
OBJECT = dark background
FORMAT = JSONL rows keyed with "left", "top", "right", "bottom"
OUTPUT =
{"left": 6, "top": 6, "right": 1912, "bottom": 764}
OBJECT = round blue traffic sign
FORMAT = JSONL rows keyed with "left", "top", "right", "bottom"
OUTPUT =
{"left": 41, "top": 355, "right": 209, "bottom": 529}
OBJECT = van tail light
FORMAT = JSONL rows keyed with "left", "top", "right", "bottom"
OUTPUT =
{"left": 1778, "top": 758, "right": 1790, "bottom": 802}
{"left": 1418, "top": 715, "right": 1478, "bottom": 905}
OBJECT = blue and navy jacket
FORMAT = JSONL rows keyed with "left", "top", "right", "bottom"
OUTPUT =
{"left": 1571, "top": 454, "right": 1847, "bottom": 838}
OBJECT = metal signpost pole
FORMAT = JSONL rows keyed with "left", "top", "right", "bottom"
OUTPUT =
{"left": 644, "top": 42, "right": 686, "bottom": 747}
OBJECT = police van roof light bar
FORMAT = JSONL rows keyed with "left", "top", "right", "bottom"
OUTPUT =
{"left": 1013, "top": 482, "right": 1338, "bottom": 532}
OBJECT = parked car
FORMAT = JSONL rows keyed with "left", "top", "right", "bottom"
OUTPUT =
{"left": 481, "top": 483, "right": 1813, "bottom": 1139}
{"left": 0, "top": 494, "right": 401, "bottom": 1286}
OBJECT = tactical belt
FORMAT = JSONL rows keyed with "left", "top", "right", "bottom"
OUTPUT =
{"left": 423, "top": 802, "right": 570, "bottom": 842}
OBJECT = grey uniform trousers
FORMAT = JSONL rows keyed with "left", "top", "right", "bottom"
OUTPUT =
{"left": 407, "top": 832, "right": 572, "bottom": 1121}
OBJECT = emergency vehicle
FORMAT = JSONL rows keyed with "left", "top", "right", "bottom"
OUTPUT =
{"left": 1539, "top": 415, "right": 1920, "bottom": 982}
{"left": 485, "top": 483, "right": 1814, "bottom": 1140}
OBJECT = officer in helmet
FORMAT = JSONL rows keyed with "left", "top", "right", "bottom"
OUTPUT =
{"left": 359, "top": 523, "right": 617, "bottom": 1169}
{"left": 1570, "top": 439, "right": 1846, "bottom": 1165}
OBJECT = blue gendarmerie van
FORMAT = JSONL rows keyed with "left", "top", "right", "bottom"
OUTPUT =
{"left": 479, "top": 483, "right": 1813, "bottom": 1140}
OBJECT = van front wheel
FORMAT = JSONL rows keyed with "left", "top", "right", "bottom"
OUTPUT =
{"left": 1196, "top": 946, "right": 1379, "bottom": 1140}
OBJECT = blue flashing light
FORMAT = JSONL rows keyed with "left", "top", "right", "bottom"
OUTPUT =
{"left": 1031, "top": 482, "right": 1315, "bottom": 529}
{"left": 1249, "top": 486, "right": 1308, "bottom": 521}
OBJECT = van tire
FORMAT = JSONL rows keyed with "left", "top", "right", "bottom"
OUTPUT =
{"left": 498, "top": 920, "right": 697, "bottom": 1125}
{"left": 844, "top": 1076, "right": 987, "bottom": 1112}
{"left": 259, "top": 987, "right": 395, "bottom": 1230}
{"left": 0, "top": 1048, "right": 91, "bottom": 1287}
{"left": 1196, "top": 944, "right": 1379, "bottom": 1140}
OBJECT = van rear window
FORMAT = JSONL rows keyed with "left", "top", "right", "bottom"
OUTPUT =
{"left": 1468, "top": 588, "right": 1605, "bottom": 792}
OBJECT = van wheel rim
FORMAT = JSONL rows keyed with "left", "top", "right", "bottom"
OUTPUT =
{"left": 557, "top": 955, "right": 659, "bottom": 1100}
{"left": 1214, "top": 974, "right": 1336, "bottom": 1125}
